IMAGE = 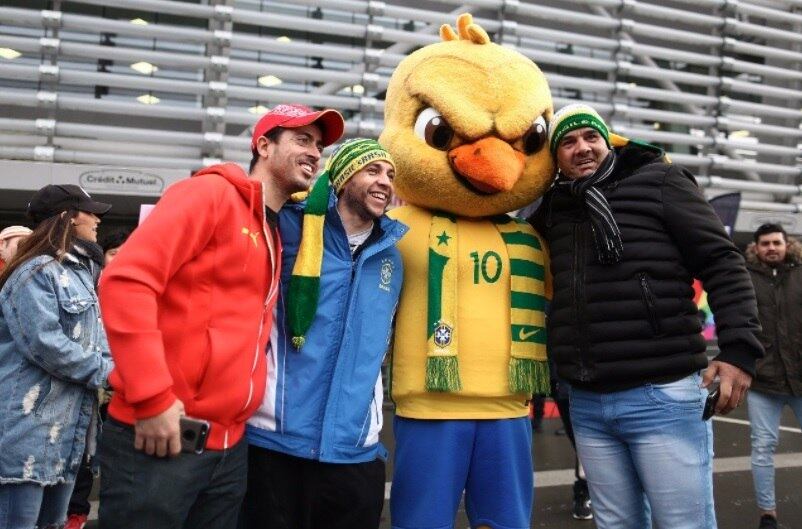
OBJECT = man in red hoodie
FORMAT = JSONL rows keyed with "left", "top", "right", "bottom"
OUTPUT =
{"left": 97, "top": 104, "right": 344, "bottom": 529}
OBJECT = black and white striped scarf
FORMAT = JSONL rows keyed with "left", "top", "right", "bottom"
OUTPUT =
{"left": 558, "top": 151, "right": 622, "bottom": 264}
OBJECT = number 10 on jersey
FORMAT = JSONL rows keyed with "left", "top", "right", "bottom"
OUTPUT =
{"left": 469, "top": 251, "right": 502, "bottom": 284}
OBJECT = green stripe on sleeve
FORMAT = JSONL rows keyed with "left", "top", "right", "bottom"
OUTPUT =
{"left": 511, "top": 291, "right": 546, "bottom": 311}
{"left": 500, "top": 231, "right": 542, "bottom": 249}
{"left": 510, "top": 259, "right": 544, "bottom": 280}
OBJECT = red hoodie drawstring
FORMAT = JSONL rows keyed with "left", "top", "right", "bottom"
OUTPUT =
{"left": 243, "top": 183, "right": 256, "bottom": 272}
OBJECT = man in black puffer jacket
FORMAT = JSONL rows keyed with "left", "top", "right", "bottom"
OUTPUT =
{"left": 530, "top": 103, "right": 763, "bottom": 529}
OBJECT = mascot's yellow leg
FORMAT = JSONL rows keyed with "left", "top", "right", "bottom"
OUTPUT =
{"left": 475, "top": 525, "right": 493, "bottom": 529}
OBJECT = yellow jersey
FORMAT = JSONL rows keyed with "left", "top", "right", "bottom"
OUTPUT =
{"left": 389, "top": 205, "right": 551, "bottom": 419}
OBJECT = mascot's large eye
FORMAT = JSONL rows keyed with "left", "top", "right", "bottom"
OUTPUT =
{"left": 522, "top": 115, "right": 548, "bottom": 155}
{"left": 414, "top": 107, "right": 454, "bottom": 151}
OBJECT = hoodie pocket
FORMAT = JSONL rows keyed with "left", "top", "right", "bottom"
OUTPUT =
{"left": 191, "top": 329, "right": 214, "bottom": 393}
{"left": 195, "top": 327, "right": 254, "bottom": 413}
{"left": 638, "top": 273, "right": 662, "bottom": 336}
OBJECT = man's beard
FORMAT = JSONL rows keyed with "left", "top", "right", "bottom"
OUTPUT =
{"left": 341, "top": 188, "right": 381, "bottom": 222}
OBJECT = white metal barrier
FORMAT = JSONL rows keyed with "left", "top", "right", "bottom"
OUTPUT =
{"left": 0, "top": 0, "right": 798, "bottom": 211}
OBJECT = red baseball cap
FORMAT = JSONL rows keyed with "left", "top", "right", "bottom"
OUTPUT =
{"left": 250, "top": 104, "right": 345, "bottom": 151}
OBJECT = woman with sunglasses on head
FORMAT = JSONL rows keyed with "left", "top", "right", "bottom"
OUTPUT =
{"left": 0, "top": 185, "right": 113, "bottom": 529}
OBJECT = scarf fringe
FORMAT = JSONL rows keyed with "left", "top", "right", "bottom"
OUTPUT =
{"left": 509, "top": 358, "right": 551, "bottom": 395}
{"left": 425, "top": 356, "right": 462, "bottom": 392}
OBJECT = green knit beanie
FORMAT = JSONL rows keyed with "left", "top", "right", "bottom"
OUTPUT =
{"left": 286, "top": 138, "right": 395, "bottom": 348}
{"left": 328, "top": 138, "right": 395, "bottom": 194}
{"left": 549, "top": 103, "right": 611, "bottom": 154}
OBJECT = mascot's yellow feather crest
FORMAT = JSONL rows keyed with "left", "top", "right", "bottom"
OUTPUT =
{"left": 439, "top": 13, "right": 490, "bottom": 44}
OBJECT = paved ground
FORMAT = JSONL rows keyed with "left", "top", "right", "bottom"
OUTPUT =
{"left": 87, "top": 402, "right": 802, "bottom": 529}
{"left": 374, "top": 404, "right": 802, "bottom": 529}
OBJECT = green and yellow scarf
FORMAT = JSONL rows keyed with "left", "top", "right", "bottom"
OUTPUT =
{"left": 426, "top": 213, "right": 550, "bottom": 395}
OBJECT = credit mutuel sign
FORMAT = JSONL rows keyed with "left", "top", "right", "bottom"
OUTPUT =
{"left": 79, "top": 169, "right": 165, "bottom": 194}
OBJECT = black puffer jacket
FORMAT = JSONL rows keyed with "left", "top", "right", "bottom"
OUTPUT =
{"left": 746, "top": 240, "right": 802, "bottom": 397}
{"left": 530, "top": 143, "right": 763, "bottom": 392}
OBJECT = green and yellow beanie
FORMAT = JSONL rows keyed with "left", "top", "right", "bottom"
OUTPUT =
{"left": 548, "top": 103, "right": 611, "bottom": 154}
{"left": 287, "top": 138, "right": 395, "bottom": 348}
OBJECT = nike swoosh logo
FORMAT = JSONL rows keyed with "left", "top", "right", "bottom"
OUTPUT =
{"left": 518, "top": 327, "right": 543, "bottom": 341}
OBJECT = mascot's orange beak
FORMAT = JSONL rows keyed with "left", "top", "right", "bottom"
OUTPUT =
{"left": 448, "top": 137, "right": 525, "bottom": 194}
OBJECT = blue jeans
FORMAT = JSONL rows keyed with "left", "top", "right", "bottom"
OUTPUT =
{"left": 569, "top": 373, "right": 715, "bottom": 529}
{"left": 747, "top": 389, "right": 802, "bottom": 511}
{"left": 0, "top": 481, "right": 74, "bottom": 529}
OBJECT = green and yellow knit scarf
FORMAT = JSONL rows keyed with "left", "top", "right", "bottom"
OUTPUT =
{"left": 287, "top": 138, "right": 394, "bottom": 348}
{"left": 426, "top": 213, "right": 550, "bottom": 395}
{"left": 609, "top": 132, "right": 669, "bottom": 161}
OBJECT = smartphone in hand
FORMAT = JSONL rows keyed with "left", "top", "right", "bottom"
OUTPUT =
{"left": 180, "top": 416, "right": 210, "bottom": 454}
{"left": 702, "top": 387, "right": 720, "bottom": 421}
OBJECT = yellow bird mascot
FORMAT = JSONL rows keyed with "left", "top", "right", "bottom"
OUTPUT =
{"left": 380, "top": 13, "right": 556, "bottom": 529}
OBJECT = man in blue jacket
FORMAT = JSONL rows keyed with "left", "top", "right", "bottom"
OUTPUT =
{"left": 245, "top": 138, "right": 406, "bottom": 529}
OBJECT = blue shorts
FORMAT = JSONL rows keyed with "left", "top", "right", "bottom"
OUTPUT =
{"left": 390, "top": 417, "right": 533, "bottom": 529}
